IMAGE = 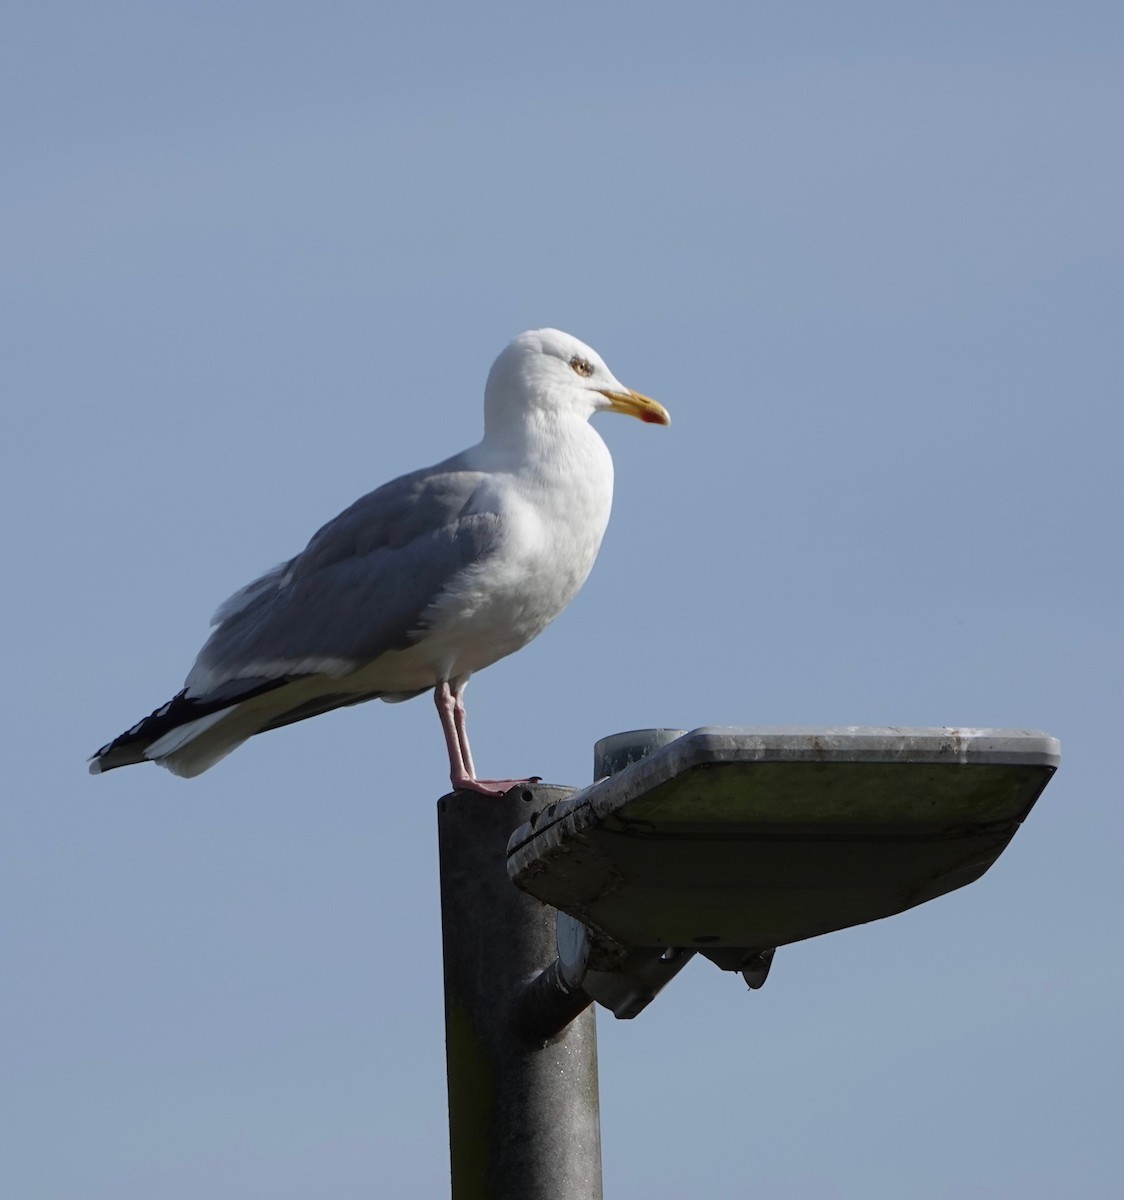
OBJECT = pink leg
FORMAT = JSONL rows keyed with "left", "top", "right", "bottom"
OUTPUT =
{"left": 434, "top": 679, "right": 538, "bottom": 797}
{"left": 450, "top": 680, "right": 476, "bottom": 779}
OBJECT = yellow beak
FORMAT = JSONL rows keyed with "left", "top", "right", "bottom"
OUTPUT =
{"left": 597, "top": 388, "right": 671, "bottom": 426}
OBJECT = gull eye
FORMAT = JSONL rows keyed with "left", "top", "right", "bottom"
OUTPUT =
{"left": 569, "top": 355, "right": 594, "bottom": 378}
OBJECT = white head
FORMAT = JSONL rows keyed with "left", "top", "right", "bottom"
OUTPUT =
{"left": 483, "top": 328, "right": 670, "bottom": 438}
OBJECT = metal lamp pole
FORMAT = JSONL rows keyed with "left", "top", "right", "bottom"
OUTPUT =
{"left": 437, "top": 784, "right": 602, "bottom": 1200}
{"left": 434, "top": 725, "right": 1059, "bottom": 1198}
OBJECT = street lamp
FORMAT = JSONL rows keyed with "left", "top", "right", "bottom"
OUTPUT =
{"left": 438, "top": 725, "right": 1059, "bottom": 1199}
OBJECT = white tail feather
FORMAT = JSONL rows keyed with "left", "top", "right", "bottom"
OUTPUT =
{"left": 144, "top": 708, "right": 246, "bottom": 777}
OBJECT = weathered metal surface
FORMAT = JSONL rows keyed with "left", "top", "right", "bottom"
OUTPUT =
{"left": 439, "top": 784, "right": 602, "bottom": 1200}
{"left": 507, "top": 727, "right": 1059, "bottom": 956}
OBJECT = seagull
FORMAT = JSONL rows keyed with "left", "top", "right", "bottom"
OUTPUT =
{"left": 90, "top": 328, "right": 670, "bottom": 795}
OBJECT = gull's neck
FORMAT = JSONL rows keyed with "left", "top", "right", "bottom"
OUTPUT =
{"left": 477, "top": 408, "right": 606, "bottom": 476}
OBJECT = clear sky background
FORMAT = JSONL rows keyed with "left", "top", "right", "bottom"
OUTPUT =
{"left": 4, "top": 2, "right": 1122, "bottom": 1197}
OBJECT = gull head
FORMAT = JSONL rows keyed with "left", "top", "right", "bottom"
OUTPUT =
{"left": 484, "top": 328, "right": 670, "bottom": 435}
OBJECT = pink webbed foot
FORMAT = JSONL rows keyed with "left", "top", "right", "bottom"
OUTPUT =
{"left": 450, "top": 774, "right": 543, "bottom": 798}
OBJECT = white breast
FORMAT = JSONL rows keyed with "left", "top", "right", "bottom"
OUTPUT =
{"left": 416, "top": 418, "right": 615, "bottom": 682}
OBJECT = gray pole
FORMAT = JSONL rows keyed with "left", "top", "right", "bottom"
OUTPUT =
{"left": 438, "top": 784, "right": 603, "bottom": 1200}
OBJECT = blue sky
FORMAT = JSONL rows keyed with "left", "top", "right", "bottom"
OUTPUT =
{"left": 4, "top": 3, "right": 1122, "bottom": 1196}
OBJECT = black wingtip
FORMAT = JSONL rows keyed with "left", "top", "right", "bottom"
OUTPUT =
{"left": 89, "top": 678, "right": 292, "bottom": 775}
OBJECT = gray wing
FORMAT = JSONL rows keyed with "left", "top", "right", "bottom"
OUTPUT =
{"left": 185, "top": 457, "right": 502, "bottom": 696}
